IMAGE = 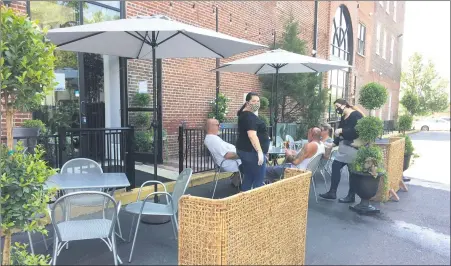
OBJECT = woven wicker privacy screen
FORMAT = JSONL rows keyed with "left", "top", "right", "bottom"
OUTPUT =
{"left": 372, "top": 137, "right": 405, "bottom": 202}
{"left": 178, "top": 169, "right": 311, "bottom": 265}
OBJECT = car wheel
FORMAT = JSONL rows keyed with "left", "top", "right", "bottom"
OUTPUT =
{"left": 421, "top": 126, "right": 429, "bottom": 131}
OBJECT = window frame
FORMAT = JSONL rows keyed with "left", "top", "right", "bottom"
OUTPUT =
{"left": 393, "top": 1, "right": 397, "bottom": 22}
{"left": 390, "top": 35, "right": 395, "bottom": 64}
{"left": 382, "top": 29, "right": 387, "bottom": 59}
{"left": 386, "top": 1, "right": 390, "bottom": 14}
{"left": 376, "top": 23, "right": 381, "bottom": 55}
{"left": 357, "top": 23, "right": 366, "bottom": 56}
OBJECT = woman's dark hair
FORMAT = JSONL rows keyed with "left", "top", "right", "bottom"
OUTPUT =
{"left": 237, "top": 92, "right": 259, "bottom": 116}
{"left": 334, "top": 98, "right": 365, "bottom": 116}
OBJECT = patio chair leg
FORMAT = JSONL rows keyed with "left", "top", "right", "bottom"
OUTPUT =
{"left": 52, "top": 235, "right": 58, "bottom": 266}
{"left": 128, "top": 214, "right": 136, "bottom": 243}
{"left": 170, "top": 215, "right": 178, "bottom": 240}
{"left": 27, "top": 231, "right": 35, "bottom": 255}
{"left": 129, "top": 214, "right": 142, "bottom": 263}
{"left": 42, "top": 233, "right": 49, "bottom": 251}
{"left": 320, "top": 170, "right": 328, "bottom": 190}
{"left": 112, "top": 235, "right": 118, "bottom": 266}
{"left": 311, "top": 175, "right": 318, "bottom": 203}
{"left": 211, "top": 170, "right": 220, "bottom": 199}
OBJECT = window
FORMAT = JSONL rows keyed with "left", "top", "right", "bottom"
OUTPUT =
{"left": 386, "top": 1, "right": 390, "bottom": 14}
{"left": 390, "top": 36, "right": 395, "bottom": 64}
{"left": 357, "top": 23, "right": 366, "bottom": 55}
{"left": 376, "top": 23, "right": 381, "bottom": 55}
{"left": 382, "top": 29, "right": 387, "bottom": 59}
{"left": 393, "top": 1, "right": 397, "bottom": 22}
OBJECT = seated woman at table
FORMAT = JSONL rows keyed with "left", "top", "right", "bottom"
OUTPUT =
{"left": 266, "top": 127, "right": 325, "bottom": 181}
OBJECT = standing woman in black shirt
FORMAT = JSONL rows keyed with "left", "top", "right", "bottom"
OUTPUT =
{"left": 236, "top": 92, "right": 270, "bottom": 191}
{"left": 319, "top": 98, "right": 364, "bottom": 203}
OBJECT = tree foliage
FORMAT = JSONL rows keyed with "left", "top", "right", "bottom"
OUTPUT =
{"left": 259, "top": 16, "right": 327, "bottom": 128}
{"left": 400, "top": 91, "right": 420, "bottom": 116}
{"left": 358, "top": 82, "right": 388, "bottom": 111}
{"left": 1, "top": 7, "right": 56, "bottom": 149}
{"left": 398, "top": 114, "right": 413, "bottom": 133}
{"left": 401, "top": 52, "right": 449, "bottom": 115}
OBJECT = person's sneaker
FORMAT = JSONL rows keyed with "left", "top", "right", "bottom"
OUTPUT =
{"left": 402, "top": 176, "right": 411, "bottom": 182}
{"left": 319, "top": 190, "right": 337, "bottom": 200}
{"left": 338, "top": 194, "right": 355, "bottom": 203}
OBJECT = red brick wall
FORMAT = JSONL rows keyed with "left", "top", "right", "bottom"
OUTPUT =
{"left": 0, "top": 1, "right": 30, "bottom": 137}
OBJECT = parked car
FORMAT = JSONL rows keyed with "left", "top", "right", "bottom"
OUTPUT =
{"left": 413, "top": 118, "right": 451, "bottom": 131}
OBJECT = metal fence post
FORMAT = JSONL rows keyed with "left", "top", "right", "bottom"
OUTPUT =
{"left": 178, "top": 125, "right": 184, "bottom": 173}
{"left": 57, "top": 127, "right": 66, "bottom": 169}
{"left": 126, "top": 126, "right": 136, "bottom": 189}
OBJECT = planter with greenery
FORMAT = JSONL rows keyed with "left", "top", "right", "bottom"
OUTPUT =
{"left": 347, "top": 82, "right": 388, "bottom": 214}
{"left": 1, "top": 143, "right": 56, "bottom": 265}
{"left": 1, "top": 7, "right": 57, "bottom": 265}
{"left": 397, "top": 114, "right": 415, "bottom": 182}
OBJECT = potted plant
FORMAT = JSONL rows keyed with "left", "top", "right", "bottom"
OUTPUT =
{"left": 1, "top": 143, "right": 57, "bottom": 265}
{"left": 1, "top": 7, "right": 56, "bottom": 264}
{"left": 398, "top": 114, "right": 415, "bottom": 182}
{"left": 348, "top": 82, "right": 388, "bottom": 215}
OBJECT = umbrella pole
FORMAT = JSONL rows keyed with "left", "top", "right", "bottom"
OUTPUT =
{"left": 274, "top": 68, "right": 279, "bottom": 146}
{"left": 142, "top": 31, "right": 170, "bottom": 225}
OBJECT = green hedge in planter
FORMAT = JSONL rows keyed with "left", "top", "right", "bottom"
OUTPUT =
{"left": 355, "top": 116, "right": 384, "bottom": 144}
{"left": 404, "top": 135, "right": 414, "bottom": 156}
{"left": 398, "top": 114, "right": 413, "bottom": 133}
{"left": 22, "top": 119, "right": 47, "bottom": 134}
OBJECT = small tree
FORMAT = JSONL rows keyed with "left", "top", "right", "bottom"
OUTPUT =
{"left": 398, "top": 114, "right": 413, "bottom": 134}
{"left": 259, "top": 16, "right": 326, "bottom": 125}
{"left": 359, "top": 82, "right": 388, "bottom": 114}
{"left": 400, "top": 91, "right": 420, "bottom": 116}
{"left": 208, "top": 93, "right": 230, "bottom": 123}
{"left": 1, "top": 7, "right": 56, "bottom": 150}
{"left": 401, "top": 52, "right": 449, "bottom": 115}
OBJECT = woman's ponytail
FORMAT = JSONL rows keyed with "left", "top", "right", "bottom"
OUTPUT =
{"left": 237, "top": 103, "right": 246, "bottom": 117}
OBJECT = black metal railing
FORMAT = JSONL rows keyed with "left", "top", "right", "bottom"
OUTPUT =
{"left": 178, "top": 124, "right": 273, "bottom": 174}
{"left": 2, "top": 127, "right": 136, "bottom": 189}
{"left": 383, "top": 120, "right": 396, "bottom": 135}
{"left": 58, "top": 127, "right": 136, "bottom": 188}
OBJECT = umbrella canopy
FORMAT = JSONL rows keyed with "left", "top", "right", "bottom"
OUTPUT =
{"left": 213, "top": 48, "right": 351, "bottom": 74}
{"left": 47, "top": 14, "right": 266, "bottom": 59}
{"left": 213, "top": 49, "right": 351, "bottom": 145}
{"left": 47, "top": 14, "right": 266, "bottom": 205}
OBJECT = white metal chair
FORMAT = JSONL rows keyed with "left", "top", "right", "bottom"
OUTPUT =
{"left": 275, "top": 136, "right": 284, "bottom": 147}
{"left": 206, "top": 147, "right": 242, "bottom": 199}
{"left": 60, "top": 158, "right": 123, "bottom": 246}
{"left": 285, "top": 135, "right": 301, "bottom": 151}
{"left": 125, "top": 168, "right": 193, "bottom": 263}
{"left": 49, "top": 191, "right": 121, "bottom": 265}
{"left": 306, "top": 154, "right": 326, "bottom": 203}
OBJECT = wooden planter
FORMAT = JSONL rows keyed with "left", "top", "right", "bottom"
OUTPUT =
{"left": 372, "top": 137, "right": 407, "bottom": 202}
{"left": 178, "top": 169, "right": 311, "bottom": 265}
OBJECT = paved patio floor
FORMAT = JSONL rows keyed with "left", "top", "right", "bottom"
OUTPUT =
{"left": 11, "top": 169, "right": 451, "bottom": 265}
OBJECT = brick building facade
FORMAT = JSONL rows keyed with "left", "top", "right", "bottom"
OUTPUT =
{"left": 1, "top": 1, "right": 405, "bottom": 157}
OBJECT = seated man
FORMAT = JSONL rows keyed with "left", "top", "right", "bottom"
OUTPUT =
{"left": 266, "top": 127, "right": 325, "bottom": 180}
{"left": 204, "top": 119, "right": 242, "bottom": 187}
{"left": 320, "top": 122, "right": 334, "bottom": 160}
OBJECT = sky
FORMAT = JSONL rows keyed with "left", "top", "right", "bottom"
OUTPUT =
{"left": 402, "top": 1, "right": 450, "bottom": 97}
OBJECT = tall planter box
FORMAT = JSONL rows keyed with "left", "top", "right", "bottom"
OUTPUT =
{"left": 372, "top": 137, "right": 406, "bottom": 202}
{"left": 178, "top": 169, "right": 311, "bottom": 265}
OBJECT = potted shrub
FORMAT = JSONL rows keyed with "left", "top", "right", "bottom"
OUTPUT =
{"left": 349, "top": 116, "right": 385, "bottom": 214}
{"left": 1, "top": 143, "right": 56, "bottom": 265}
{"left": 349, "top": 82, "right": 388, "bottom": 214}
{"left": 1, "top": 7, "right": 56, "bottom": 265}
{"left": 398, "top": 114, "right": 415, "bottom": 182}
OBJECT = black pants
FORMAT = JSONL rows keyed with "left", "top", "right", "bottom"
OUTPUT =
{"left": 330, "top": 160, "right": 354, "bottom": 195}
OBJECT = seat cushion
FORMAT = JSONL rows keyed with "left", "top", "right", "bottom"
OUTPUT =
{"left": 57, "top": 219, "right": 112, "bottom": 241}
{"left": 125, "top": 201, "right": 174, "bottom": 216}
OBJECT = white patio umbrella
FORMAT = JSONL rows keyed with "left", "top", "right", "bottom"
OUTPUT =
{"left": 46, "top": 14, "right": 266, "bottom": 203}
{"left": 213, "top": 48, "right": 351, "bottom": 143}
